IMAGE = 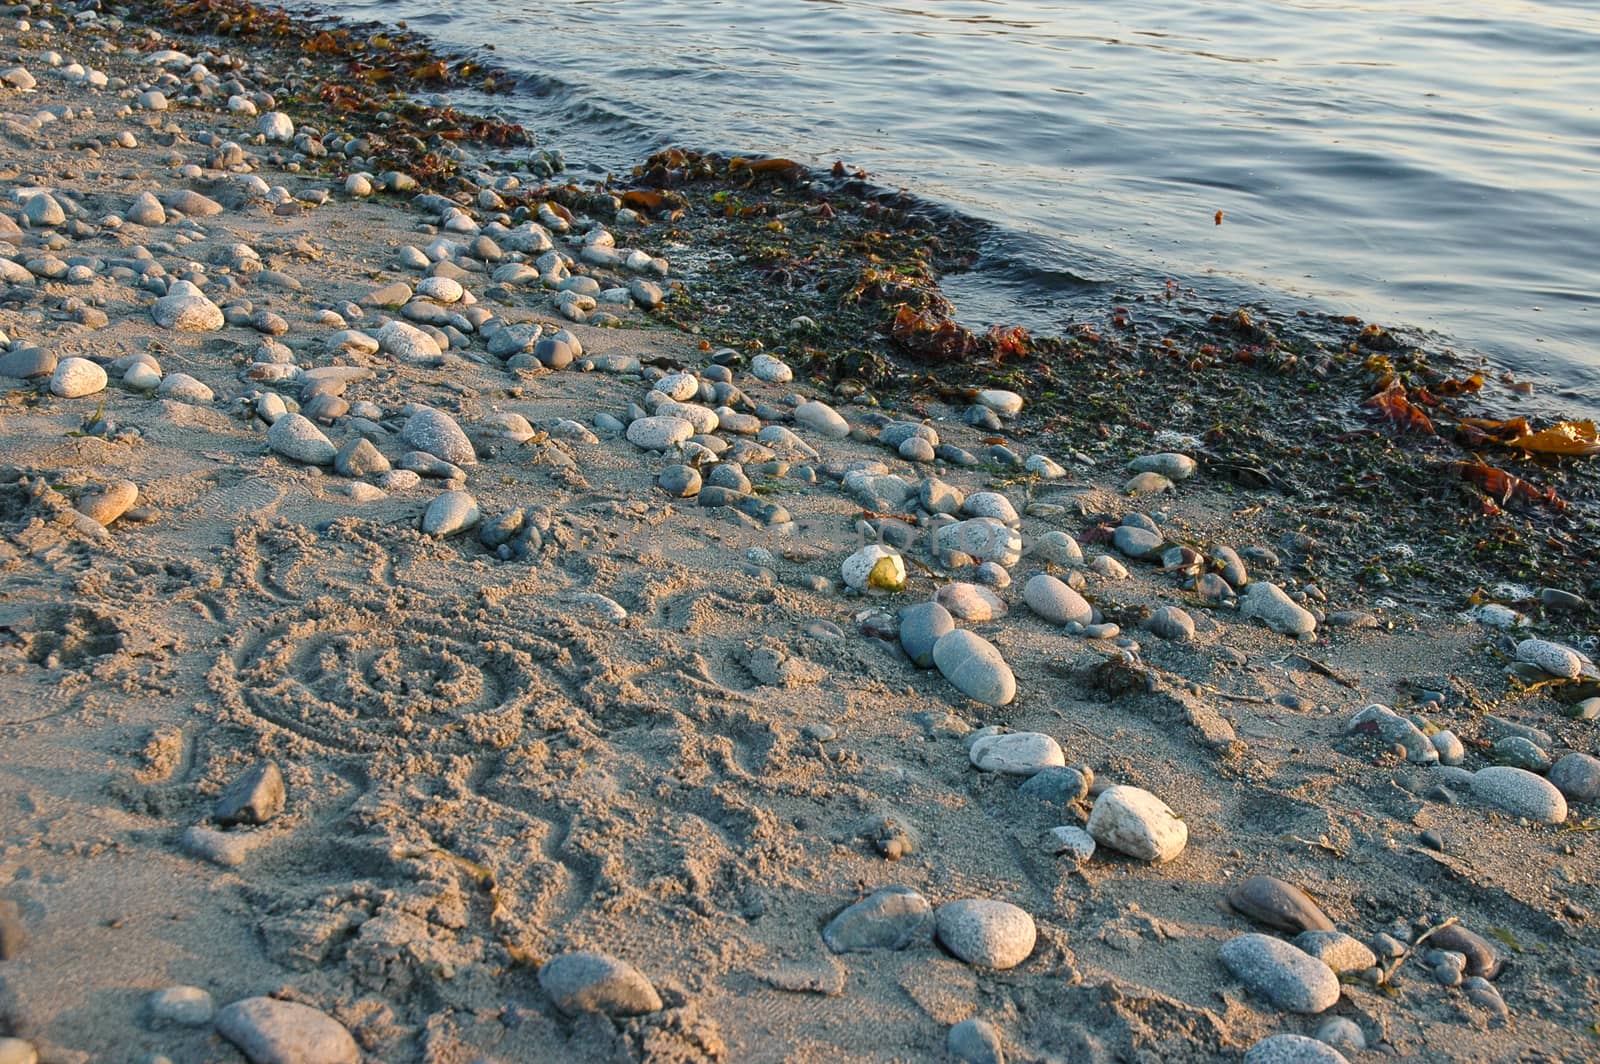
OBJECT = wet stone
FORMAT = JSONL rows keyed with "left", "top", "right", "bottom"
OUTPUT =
{"left": 823, "top": 887, "right": 933, "bottom": 953}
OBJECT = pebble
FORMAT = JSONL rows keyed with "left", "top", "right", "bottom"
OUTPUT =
{"left": 1024, "top": 454, "right": 1066, "bottom": 479}
{"left": 1491, "top": 735, "right": 1550, "bottom": 772}
{"left": 969, "top": 732, "right": 1065, "bottom": 775}
{"left": 899, "top": 602, "right": 955, "bottom": 668}
{"left": 126, "top": 190, "right": 166, "bottom": 226}
{"left": 1124, "top": 471, "right": 1175, "bottom": 495}
{"left": 1086, "top": 785, "right": 1187, "bottom": 862}
{"left": 627, "top": 415, "right": 694, "bottom": 450}
{"left": 962, "top": 491, "right": 1020, "bottom": 524}
{"left": 934, "top": 898, "right": 1036, "bottom": 969}
{"left": 932, "top": 629, "right": 1016, "bottom": 707}
{"left": 1472, "top": 765, "right": 1567, "bottom": 823}
{"left": 21, "top": 192, "right": 65, "bottom": 227}
{"left": 1549, "top": 752, "right": 1600, "bottom": 800}
{"left": 1020, "top": 765, "right": 1091, "bottom": 804}
{"left": 181, "top": 825, "right": 264, "bottom": 867}
{"left": 213, "top": 760, "right": 285, "bottom": 826}
{"left": 1046, "top": 825, "right": 1097, "bottom": 861}
{"left": 1431, "top": 729, "right": 1465, "bottom": 765}
{"left": 1128, "top": 452, "right": 1198, "bottom": 481}
{"left": 267, "top": 413, "right": 336, "bottom": 465}
{"left": 1463, "top": 976, "right": 1509, "bottom": 1025}
{"left": 1241, "top": 582, "right": 1317, "bottom": 636}
{"left": 49, "top": 356, "right": 107, "bottom": 398}
{"left": 334, "top": 438, "right": 389, "bottom": 478}
{"left": 1346, "top": 704, "right": 1437, "bottom": 764}
{"left": 658, "top": 464, "right": 702, "bottom": 497}
{"left": 1219, "top": 933, "right": 1341, "bottom": 1013}
{"left": 256, "top": 111, "right": 295, "bottom": 142}
{"left": 215, "top": 997, "right": 358, "bottom": 1064}
{"left": 935, "top": 518, "right": 1022, "bottom": 567}
{"left": 936, "top": 582, "right": 1007, "bottom": 622}
{"left": 1312, "top": 1017, "right": 1366, "bottom": 1053}
{"left": 1022, "top": 573, "right": 1092, "bottom": 626}
{"left": 151, "top": 281, "right": 224, "bottom": 331}
{"left": 538, "top": 951, "right": 662, "bottom": 1016}
{"left": 148, "top": 985, "right": 214, "bottom": 1027}
{"left": 1146, "top": 605, "right": 1196, "bottom": 642}
{"left": 1516, "top": 638, "right": 1584, "bottom": 679}
{"left": 975, "top": 389, "right": 1023, "bottom": 416}
{"left": 402, "top": 407, "right": 477, "bottom": 466}
{"left": 423, "top": 491, "right": 480, "bottom": 537}
{"left": 377, "top": 319, "right": 444, "bottom": 362}
{"left": 1227, "top": 875, "right": 1335, "bottom": 934}
{"left": 842, "top": 545, "right": 907, "bottom": 592}
{"left": 947, "top": 1018, "right": 1005, "bottom": 1064}
{"left": 792, "top": 399, "right": 849, "bottom": 438}
{"left": 823, "top": 887, "right": 933, "bottom": 952}
{"left": 1031, "top": 530, "right": 1083, "bottom": 567}
{"left": 1540, "top": 586, "right": 1585, "bottom": 611}
{"left": 1243, "top": 1034, "right": 1349, "bottom": 1064}
{"left": 156, "top": 372, "right": 214, "bottom": 404}
{"left": 76, "top": 480, "right": 138, "bottom": 526}
{"left": 0, "top": 347, "right": 56, "bottom": 379}
{"left": 750, "top": 353, "right": 793, "bottom": 382}
{"left": 1112, "top": 524, "right": 1163, "bottom": 559}
{"left": 1090, "top": 555, "right": 1129, "bottom": 579}
{"left": 1293, "top": 931, "right": 1376, "bottom": 974}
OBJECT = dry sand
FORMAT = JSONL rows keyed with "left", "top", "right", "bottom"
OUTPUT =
{"left": 0, "top": 7, "right": 1597, "bottom": 1063}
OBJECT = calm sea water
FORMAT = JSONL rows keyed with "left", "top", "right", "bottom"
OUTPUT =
{"left": 313, "top": 0, "right": 1599, "bottom": 403}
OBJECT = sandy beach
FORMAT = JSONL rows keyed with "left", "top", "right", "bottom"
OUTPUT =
{"left": 1, "top": 3, "right": 1598, "bottom": 1062}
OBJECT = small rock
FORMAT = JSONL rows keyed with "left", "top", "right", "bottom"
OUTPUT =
{"left": 626, "top": 415, "right": 694, "bottom": 450}
{"left": 932, "top": 629, "right": 1016, "bottom": 707}
{"left": 156, "top": 372, "right": 214, "bottom": 404}
{"left": 1516, "top": 638, "right": 1585, "bottom": 679}
{"left": 1023, "top": 573, "right": 1092, "bottom": 626}
{"left": 1112, "top": 525, "right": 1163, "bottom": 559}
{"left": 750, "top": 353, "right": 793, "bottom": 383}
{"left": 21, "top": 192, "right": 65, "bottom": 227}
{"left": 935, "top": 898, "right": 1036, "bottom": 969}
{"left": 1549, "top": 752, "right": 1600, "bottom": 800}
{"left": 1227, "top": 875, "right": 1335, "bottom": 934}
{"left": 823, "top": 887, "right": 933, "bottom": 952}
{"left": 1031, "top": 530, "right": 1083, "bottom": 567}
{"left": 151, "top": 282, "right": 224, "bottom": 331}
{"left": 975, "top": 389, "right": 1022, "bottom": 416}
{"left": 947, "top": 1018, "right": 1005, "bottom": 1064}
{"left": 1123, "top": 471, "right": 1174, "bottom": 495}
{"left": 0, "top": 899, "right": 26, "bottom": 960}
{"left": 1219, "top": 933, "right": 1341, "bottom": 1014}
{"left": 75, "top": 480, "right": 138, "bottom": 526}
{"left": 794, "top": 399, "right": 849, "bottom": 438}
{"left": 1128, "top": 453, "right": 1198, "bottom": 481}
{"left": 256, "top": 111, "right": 295, "bottom": 142}
{"left": 1312, "top": 1017, "right": 1365, "bottom": 1054}
{"left": 1086, "top": 785, "right": 1187, "bottom": 863}
{"left": 213, "top": 760, "right": 285, "bottom": 826}
{"left": 148, "top": 986, "right": 215, "bottom": 1027}
{"left": 1241, "top": 582, "right": 1317, "bottom": 636}
{"left": 658, "top": 464, "right": 702, "bottom": 497}
{"left": 1146, "top": 605, "right": 1195, "bottom": 642}
{"left": 126, "top": 191, "right": 166, "bottom": 226}
{"left": 1243, "top": 1034, "right": 1349, "bottom": 1064}
{"left": 334, "top": 438, "right": 390, "bottom": 478}
{"left": 215, "top": 997, "right": 358, "bottom": 1064}
{"left": 935, "top": 582, "right": 1007, "bottom": 622}
{"left": 423, "top": 491, "right": 480, "bottom": 537}
{"left": 899, "top": 602, "right": 954, "bottom": 668}
{"left": 538, "top": 951, "right": 662, "bottom": 1016}
{"left": 1020, "top": 766, "right": 1090, "bottom": 804}
{"left": 842, "top": 545, "right": 907, "bottom": 592}
{"left": 49, "top": 356, "right": 107, "bottom": 398}
{"left": 1473, "top": 765, "right": 1567, "bottom": 823}
{"left": 1045, "top": 825, "right": 1097, "bottom": 861}
{"left": 969, "top": 732, "right": 1065, "bottom": 775}
{"left": 1293, "top": 931, "right": 1376, "bottom": 974}
{"left": 401, "top": 407, "right": 477, "bottom": 466}
{"left": 0, "top": 1040, "right": 36, "bottom": 1064}
{"left": 267, "top": 413, "right": 336, "bottom": 465}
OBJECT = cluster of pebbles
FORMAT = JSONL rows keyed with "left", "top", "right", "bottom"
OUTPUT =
{"left": 1, "top": 7, "right": 1597, "bottom": 1064}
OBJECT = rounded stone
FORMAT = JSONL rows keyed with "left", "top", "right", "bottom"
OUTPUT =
{"left": 976, "top": 389, "right": 1022, "bottom": 416}
{"left": 842, "top": 545, "right": 907, "bottom": 592}
{"left": 156, "top": 372, "right": 214, "bottom": 403}
{"left": 658, "top": 464, "right": 702, "bottom": 497}
{"left": 1031, "top": 530, "right": 1083, "bottom": 567}
{"left": 267, "top": 413, "right": 336, "bottom": 465}
{"left": 148, "top": 985, "right": 214, "bottom": 1027}
{"left": 1219, "top": 933, "right": 1341, "bottom": 1014}
{"left": 936, "top": 518, "right": 1023, "bottom": 567}
{"left": 935, "top": 898, "right": 1036, "bottom": 970}
{"left": 899, "top": 601, "right": 955, "bottom": 668}
{"left": 1046, "top": 825, "right": 1097, "bottom": 861}
{"left": 1019, "top": 766, "right": 1090, "bottom": 804}
{"left": 1128, "top": 452, "right": 1198, "bottom": 481}
{"left": 1473, "top": 765, "right": 1567, "bottom": 823}
{"left": 935, "top": 582, "right": 1007, "bottom": 622}
{"left": 932, "top": 629, "right": 1016, "bottom": 707}
{"left": 1243, "top": 1034, "right": 1349, "bottom": 1064}
{"left": 538, "top": 951, "right": 662, "bottom": 1016}
{"left": 1516, "top": 638, "right": 1584, "bottom": 679}
{"left": 49, "top": 356, "right": 107, "bottom": 398}
{"left": 969, "top": 732, "right": 1065, "bottom": 775}
{"left": 750, "top": 353, "right": 793, "bottom": 383}
{"left": 794, "top": 399, "right": 849, "bottom": 438}
{"left": 401, "top": 407, "right": 477, "bottom": 466}
{"left": 947, "top": 1018, "right": 1005, "bottom": 1064}
{"left": 1086, "top": 785, "right": 1187, "bottom": 863}
{"left": 1112, "top": 525, "right": 1163, "bottom": 559}
{"left": 1293, "top": 930, "right": 1376, "bottom": 974}
{"left": 1146, "top": 605, "right": 1196, "bottom": 642}
{"left": 1241, "top": 581, "right": 1318, "bottom": 636}
{"left": 1313, "top": 1017, "right": 1366, "bottom": 1053}
{"left": 1549, "top": 752, "right": 1600, "bottom": 800}
{"left": 151, "top": 284, "right": 224, "bottom": 331}
{"left": 962, "top": 491, "right": 1019, "bottom": 524}
{"left": 0, "top": 1040, "right": 36, "bottom": 1064}
{"left": 75, "top": 480, "right": 138, "bottom": 526}
{"left": 423, "top": 491, "right": 480, "bottom": 537}
{"left": 626, "top": 415, "right": 694, "bottom": 451}
{"left": 1022, "top": 573, "right": 1092, "bottom": 626}
{"left": 823, "top": 887, "right": 933, "bottom": 953}
{"left": 1227, "top": 875, "right": 1335, "bottom": 934}
{"left": 215, "top": 997, "right": 358, "bottom": 1064}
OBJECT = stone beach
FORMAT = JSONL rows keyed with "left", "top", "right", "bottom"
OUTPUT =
{"left": 0, "top": 3, "right": 1597, "bottom": 1062}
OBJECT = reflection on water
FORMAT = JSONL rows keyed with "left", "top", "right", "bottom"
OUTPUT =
{"left": 310, "top": 0, "right": 1599, "bottom": 401}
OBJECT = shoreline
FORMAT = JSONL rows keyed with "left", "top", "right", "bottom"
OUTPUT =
{"left": 1, "top": 2, "right": 1598, "bottom": 1062}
